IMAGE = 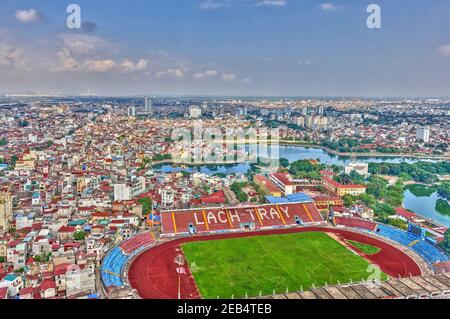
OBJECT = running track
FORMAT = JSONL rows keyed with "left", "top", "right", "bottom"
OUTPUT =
{"left": 128, "top": 227, "right": 422, "bottom": 299}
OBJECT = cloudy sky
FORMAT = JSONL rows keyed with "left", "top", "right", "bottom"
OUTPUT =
{"left": 0, "top": 0, "right": 449, "bottom": 97}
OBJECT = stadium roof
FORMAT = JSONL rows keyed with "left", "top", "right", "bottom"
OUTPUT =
{"left": 265, "top": 196, "right": 290, "bottom": 204}
{"left": 286, "top": 193, "right": 313, "bottom": 203}
{"left": 265, "top": 193, "right": 313, "bottom": 204}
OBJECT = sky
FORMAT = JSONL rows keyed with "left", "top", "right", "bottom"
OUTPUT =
{"left": 0, "top": 0, "right": 449, "bottom": 97}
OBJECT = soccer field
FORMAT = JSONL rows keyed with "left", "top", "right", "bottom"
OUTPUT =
{"left": 182, "top": 232, "right": 388, "bottom": 299}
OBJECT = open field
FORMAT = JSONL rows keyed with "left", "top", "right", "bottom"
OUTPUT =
{"left": 182, "top": 232, "right": 388, "bottom": 299}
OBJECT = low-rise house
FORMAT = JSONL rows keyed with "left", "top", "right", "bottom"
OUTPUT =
{"left": 39, "top": 279, "right": 57, "bottom": 299}
{"left": 0, "top": 274, "right": 23, "bottom": 297}
{"left": 57, "top": 226, "right": 76, "bottom": 241}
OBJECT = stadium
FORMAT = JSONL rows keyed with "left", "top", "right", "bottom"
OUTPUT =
{"left": 100, "top": 199, "right": 450, "bottom": 299}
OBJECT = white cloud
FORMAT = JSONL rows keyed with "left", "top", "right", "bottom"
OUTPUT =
{"left": 318, "top": 3, "right": 345, "bottom": 12}
{"left": 15, "top": 9, "right": 44, "bottom": 23}
{"left": 59, "top": 34, "right": 111, "bottom": 57}
{"left": 56, "top": 47, "right": 79, "bottom": 71}
{"left": 55, "top": 34, "right": 149, "bottom": 74}
{"left": 193, "top": 69, "right": 218, "bottom": 79}
{"left": 256, "top": 0, "right": 286, "bottom": 7}
{"left": 0, "top": 42, "right": 27, "bottom": 69}
{"left": 200, "top": 0, "right": 224, "bottom": 9}
{"left": 437, "top": 45, "right": 450, "bottom": 57}
{"left": 120, "top": 59, "right": 149, "bottom": 72}
{"left": 319, "top": 3, "right": 336, "bottom": 11}
{"left": 200, "top": 0, "right": 287, "bottom": 10}
{"left": 55, "top": 42, "right": 148, "bottom": 74}
{"left": 298, "top": 59, "right": 319, "bottom": 65}
{"left": 156, "top": 68, "right": 187, "bottom": 78}
{"left": 222, "top": 73, "right": 236, "bottom": 81}
{"left": 82, "top": 60, "right": 116, "bottom": 73}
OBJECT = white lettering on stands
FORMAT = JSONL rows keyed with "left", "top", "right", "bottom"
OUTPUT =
{"left": 244, "top": 209, "right": 255, "bottom": 221}
{"left": 279, "top": 206, "right": 290, "bottom": 218}
{"left": 194, "top": 213, "right": 205, "bottom": 225}
{"left": 229, "top": 209, "right": 241, "bottom": 223}
{"left": 258, "top": 208, "right": 269, "bottom": 220}
{"left": 217, "top": 211, "right": 228, "bottom": 223}
{"left": 207, "top": 212, "right": 218, "bottom": 224}
{"left": 269, "top": 207, "right": 281, "bottom": 219}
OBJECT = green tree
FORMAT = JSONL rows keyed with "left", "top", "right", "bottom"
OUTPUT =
{"left": 439, "top": 229, "right": 450, "bottom": 254}
{"left": 236, "top": 192, "right": 249, "bottom": 203}
{"left": 279, "top": 158, "right": 290, "bottom": 168}
{"left": 138, "top": 197, "right": 153, "bottom": 215}
{"left": 436, "top": 200, "right": 450, "bottom": 216}
{"left": 437, "top": 182, "right": 450, "bottom": 200}
{"left": 357, "top": 194, "right": 377, "bottom": 207}
{"left": 74, "top": 231, "right": 86, "bottom": 241}
{"left": 366, "top": 176, "right": 388, "bottom": 199}
{"left": 343, "top": 194, "right": 356, "bottom": 207}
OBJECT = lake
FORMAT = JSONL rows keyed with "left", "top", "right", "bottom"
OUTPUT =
{"left": 155, "top": 145, "right": 436, "bottom": 175}
{"left": 403, "top": 190, "right": 450, "bottom": 227}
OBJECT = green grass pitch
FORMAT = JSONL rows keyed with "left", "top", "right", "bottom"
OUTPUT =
{"left": 347, "top": 240, "right": 382, "bottom": 255}
{"left": 182, "top": 232, "right": 388, "bottom": 299}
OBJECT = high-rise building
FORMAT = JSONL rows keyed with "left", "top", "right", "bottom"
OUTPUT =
{"left": 127, "top": 106, "right": 136, "bottom": 117}
{"left": 295, "top": 116, "right": 305, "bottom": 127}
{"left": 189, "top": 105, "right": 202, "bottom": 118}
{"left": 114, "top": 184, "right": 131, "bottom": 201}
{"left": 302, "top": 107, "right": 308, "bottom": 116}
{"left": 318, "top": 106, "right": 324, "bottom": 116}
{"left": 0, "top": 192, "right": 13, "bottom": 233}
{"left": 144, "top": 97, "right": 153, "bottom": 115}
{"left": 306, "top": 115, "right": 314, "bottom": 129}
{"left": 416, "top": 127, "right": 430, "bottom": 143}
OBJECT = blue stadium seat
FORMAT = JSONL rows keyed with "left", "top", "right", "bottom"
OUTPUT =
{"left": 100, "top": 247, "right": 128, "bottom": 287}
{"left": 374, "top": 224, "right": 450, "bottom": 266}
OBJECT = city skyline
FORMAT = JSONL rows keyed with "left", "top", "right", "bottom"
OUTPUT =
{"left": 0, "top": 0, "right": 450, "bottom": 97}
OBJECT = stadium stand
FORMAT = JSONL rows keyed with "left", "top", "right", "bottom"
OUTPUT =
{"left": 335, "top": 216, "right": 377, "bottom": 232}
{"left": 333, "top": 217, "right": 449, "bottom": 268}
{"left": 101, "top": 247, "right": 126, "bottom": 288}
{"left": 374, "top": 224, "right": 450, "bottom": 266}
{"left": 434, "top": 261, "right": 450, "bottom": 275}
{"left": 101, "top": 232, "right": 157, "bottom": 289}
{"left": 120, "top": 233, "right": 155, "bottom": 255}
{"left": 268, "top": 273, "right": 450, "bottom": 299}
{"left": 161, "top": 202, "right": 325, "bottom": 236}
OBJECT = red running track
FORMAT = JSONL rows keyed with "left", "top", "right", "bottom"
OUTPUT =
{"left": 128, "top": 227, "right": 422, "bottom": 299}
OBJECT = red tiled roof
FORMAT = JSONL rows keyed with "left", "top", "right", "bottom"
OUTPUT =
{"left": 58, "top": 226, "right": 76, "bottom": 233}
{"left": 395, "top": 207, "right": 417, "bottom": 219}
{"left": 40, "top": 279, "right": 57, "bottom": 291}
{"left": 19, "top": 287, "right": 34, "bottom": 296}
{"left": 270, "top": 173, "right": 294, "bottom": 186}
{"left": 200, "top": 190, "right": 226, "bottom": 204}
{"left": 0, "top": 287, "right": 8, "bottom": 299}
{"left": 254, "top": 175, "right": 281, "bottom": 193}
